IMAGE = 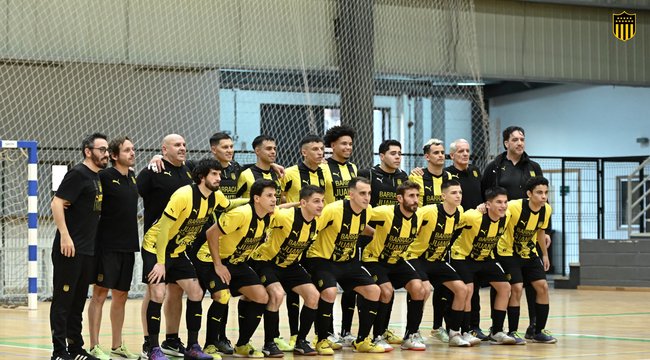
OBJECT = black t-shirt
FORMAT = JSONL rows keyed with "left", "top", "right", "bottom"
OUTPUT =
{"left": 445, "top": 164, "right": 483, "bottom": 209}
{"left": 136, "top": 159, "right": 193, "bottom": 233}
{"left": 53, "top": 163, "right": 102, "bottom": 256}
{"left": 96, "top": 167, "right": 139, "bottom": 252}
{"left": 358, "top": 165, "right": 409, "bottom": 207}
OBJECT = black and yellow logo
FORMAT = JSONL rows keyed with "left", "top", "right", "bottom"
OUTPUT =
{"left": 97, "top": 274, "right": 104, "bottom": 282}
{"left": 613, "top": 11, "right": 636, "bottom": 41}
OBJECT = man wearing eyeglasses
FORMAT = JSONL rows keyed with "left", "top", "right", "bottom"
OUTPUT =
{"left": 50, "top": 133, "right": 110, "bottom": 360}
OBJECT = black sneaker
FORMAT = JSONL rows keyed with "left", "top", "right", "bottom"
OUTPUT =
{"left": 141, "top": 341, "right": 151, "bottom": 359}
{"left": 262, "top": 342, "right": 284, "bottom": 358}
{"left": 525, "top": 325, "right": 535, "bottom": 340}
{"left": 532, "top": 330, "right": 558, "bottom": 344}
{"left": 68, "top": 348, "right": 100, "bottom": 360}
{"left": 293, "top": 339, "right": 317, "bottom": 356}
{"left": 51, "top": 351, "right": 73, "bottom": 360}
{"left": 161, "top": 338, "right": 186, "bottom": 357}
{"left": 470, "top": 327, "right": 488, "bottom": 341}
{"left": 215, "top": 337, "right": 234, "bottom": 355}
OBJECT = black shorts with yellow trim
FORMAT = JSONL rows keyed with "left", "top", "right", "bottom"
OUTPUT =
{"left": 411, "top": 258, "right": 462, "bottom": 284}
{"left": 303, "top": 257, "right": 376, "bottom": 292}
{"left": 451, "top": 258, "right": 508, "bottom": 284}
{"left": 95, "top": 250, "right": 135, "bottom": 291}
{"left": 141, "top": 249, "right": 197, "bottom": 284}
{"left": 362, "top": 259, "right": 421, "bottom": 289}
{"left": 250, "top": 260, "right": 312, "bottom": 291}
{"left": 496, "top": 255, "right": 546, "bottom": 284}
{"left": 195, "top": 259, "right": 262, "bottom": 297}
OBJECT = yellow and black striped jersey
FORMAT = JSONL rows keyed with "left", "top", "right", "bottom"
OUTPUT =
{"left": 497, "top": 199, "right": 551, "bottom": 258}
{"left": 196, "top": 203, "right": 272, "bottom": 264}
{"left": 404, "top": 204, "right": 463, "bottom": 262}
{"left": 451, "top": 209, "right": 510, "bottom": 261}
{"left": 249, "top": 207, "right": 318, "bottom": 267}
{"left": 362, "top": 205, "right": 423, "bottom": 264}
{"left": 320, "top": 158, "right": 357, "bottom": 204}
{"left": 281, "top": 161, "right": 326, "bottom": 203}
{"left": 236, "top": 165, "right": 282, "bottom": 205}
{"left": 143, "top": 184, "right": 230, "bottom": 257}
{"left": 409, "top": 169, "right": 453, "bottom": 207}
{"left": 307, "top": 200, "right": 372, "bottom": 262}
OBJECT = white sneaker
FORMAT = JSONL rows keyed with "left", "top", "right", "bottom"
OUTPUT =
{"left": 489, "top": 331, "right": 516, "bottom": 345}
{"left": 340, "top": 332, "right": 356, "bottom": 348}
{"left": 400, "top": 332, "right": 426, "bottom": 351}
{"left": 462, "top": 332, "right": 482, "bottom": 346}
{"left": 373, "top": 336, "right": 394, "bottom": 352}
{"left": 431, "top": 327, "right": 449, "bottom": 343}
{"left": 448, "top": 332, "right": 470, "bottom": 347}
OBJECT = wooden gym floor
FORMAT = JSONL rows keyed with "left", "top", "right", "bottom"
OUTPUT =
{"left": 1, "top": 288, "right": 649, "bottom": 359}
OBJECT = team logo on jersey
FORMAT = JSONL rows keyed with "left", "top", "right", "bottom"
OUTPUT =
{"left": 530, "top": 171, "right": 537, "bottom": 177}
{"left": 260, "top": 275, "right": 267, "bottom": 284}
{"left": 613, "top": 11, "right": 636, "bottom": 41}
{"left": 209, "top": 281, "right": 216, "bottom": 289}
{"left": 473, "top": 170, "right": 478, "bottom": 178}
{"left": 397, "top": 179, "right": 403, "bottom": 186}
{"left": 63, "top": 284, "right": 70, "bottom": 292}
{"left": 97, "top": 274, "right": 104, "bottom": 282}
{"left": 319, "top": 179, "right": 325, "bottom": 187}
{"left": 505, "top": 273, "right": 512, "bottom": 281}
{"left": 318, "top": 279, "right": 324, "bottom": 288}
{"left": 411, "top": 227, "right": 417, "bottom": 236}
{"left": 231, "top": 173, "right": 236, "bottom": 180}
{"left": 112, "top": 179, "right": 120, "bottom": 185}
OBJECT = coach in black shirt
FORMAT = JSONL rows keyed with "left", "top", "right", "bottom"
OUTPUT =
{"left": 444, "top": 139, "right": 483, "bottom": 210}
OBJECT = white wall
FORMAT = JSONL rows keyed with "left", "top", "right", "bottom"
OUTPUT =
{"left": 489, "top": 84, "right": 650, "bottom": 157}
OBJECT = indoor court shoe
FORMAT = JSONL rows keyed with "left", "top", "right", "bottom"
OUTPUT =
{"left": 141, "top": 341, "right": 151, "bottom": 359}
{"left": 470, "top": 327, "right": 489, "bottom": 341}
{"left": 69, "top": 348, "right": 100, "bottom": 360}
{"left": 273, "top": 336, "right": 294, "bottom": 351}
{"left": 372, "top": 335, "right": 394, "bottom": 352}
{"left": 293, "top": 339, "right": 317, "bottom": 356}
{"left": 89, "top": 345, "right": 111, "bottom": 360}
{"left": 234, "top": 343, "right": 264, "bottom": 358}
{"left": 314, "top": 339, "right": 334, "bottom": 356}
{"left": 508, "top": 331, "right": 527, "bottom": 345}
{"left": 448, "top": 333, "right": 470, "bottom": 347}
{"left": 400, "top": 332, "right": 426, "bottom": 351}
{"left": 111, "top": 343, "right": 140, "bottom": 359}
{"left": 352, "top": 337, "right": 385, "bottom": 353}
{"left": 161, "top": 338, "right": 186, "bottom": 357}
{"left": 51, "top": 351, "right": 74, "bottom": 360}
{"left": 462, "top": 332, "right": 482, "bottom": 346}
{"left": 325, "top": 334, "right": 343, "bottom": 350}
{"left": 262, "top": 341, "right": 284, "bottom": 358}
{"left": 340, "top": 331, "right": 356, "bottom": 347}
{"left": 184, "top": 344, "right": 213, "bottom": 360}
{"left": 489, "top": 331, "right": 516, "bottom": 345}
{"left": 148, "top": 347, "right": 170, "bottom": 360}
{"left": 431, "top": 327, "right": 449, "bottom": 343}
{"left": 215, "top": 338, "right": 234, "bottom": 355}
{"left": 202, "top": 345, "right": 223, "bottom": 360}
{"left": 288, "top": 335, "right": 298, "bottom": 348}
{"left": 524, "top": 324, "right": 535, "bottom": 340}
{"left": 382, "top": 329, "right": 403, "bottom": 344}
{"left": 532, "top": 330, "right": 558, "bottom": 344}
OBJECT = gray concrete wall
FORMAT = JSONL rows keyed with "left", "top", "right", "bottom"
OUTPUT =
{"left": 580, "top": 238, "right": 650, "bottom": 287}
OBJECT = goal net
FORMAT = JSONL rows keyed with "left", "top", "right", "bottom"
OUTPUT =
{"left": 0, "top": 0, "right": 488, "bottom": 300}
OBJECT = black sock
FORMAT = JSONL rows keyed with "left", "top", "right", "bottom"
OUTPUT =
{"left": 298, "top": 306, "right": 317, "bottom": 341}
{"left": 340, "top": 291, "right": 356, "bottom": 335}
{"left": 383, "top": 295, "right": 394, "bottom": 331}
{"left": 373, "top": 301, "right": 390, "bottom": 338}
{"left": 316, "top": 298, "right": 334, "bottom": 341}
{"left": 286, "top": 291, "right": 300, "bottom": 336}
{"left": 237, "top": 300, "right": 266, "bottom": 347}
{"left": 470, "top": 286, "right": 481, "bottom": 328}
{"left": 220, "top": 304, "right": 229, "bottom": 340}
{"left": 206, "top": 301, "right": 228, "bottom": 345}
{"left": 534, "top": 303, "right": 550, "bottom": 334}
{"left": 526, "top": 285, "right": 537, "bottom": 326}
{"left": 186, "top": 299, "right": 203, "bottom": 346}
{"left": 144, "top": 335, "right": 149, "bottom": 344}
{"left": 448, "top": 309, "right": 463, "bottom": 333}
{"left": 433, "top": 286, "right": 452, "bottom": 329}
{"left": 356, "top": 296, "right": 379, "bottom": 341}
{"left": 166, "top": 333, "right": 178, "bottom": 341}
{"left": 507, "top": 306, "right": 520, "bottom": 333}
{"left": 462, "top": 311, "right": 472, "bottom": 333}
{"left": 147, "top": 301, "right": 163, "bottom": 348}
{"left": 264, "top": 310, "right": 280, "bottom": 344}
{"left": 405, "top": 294, "right": 424, "bottom": 338}
{"left": 491, "top": 309, "right": 507, "bottom": 333}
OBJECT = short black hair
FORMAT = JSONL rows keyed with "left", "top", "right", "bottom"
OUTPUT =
{"left": 503, "top": 126, "right": 525, "bottom": 149}
{"left": 81, "top": 132, "right": 108, "bottom": 158}
{"left": 324, "top": 125, "right": 355, "bottom": 147}
{"left": 348, "top": 176, "right": 371, "bottom": 190}
{"left": 191, "top": 159, "right": 222, "bottom": 184}
{"left": 526, "top": 176, "right": 549, "bottom": 193}
{"left": 485, "top": 186, "right": 508, "bottom": 201}
{"left": 378, "top": 139, "right": 401, "bottom": 154}
{"left": 108, "top": 136, "right": 132, "bottom": 165}
{"left": 441, "top": 179, "right": 461, "bottom": 191}
{"left": 250, "top": 179, "right": 277, "bottom": 202}
{"left": 209, "top": 132, "right": 232, "bottom": 147}
{"left": 300, "top": 134, "right": 324, "bottom": 148}
{"left": 396, "top": 180, "right": 420, "bottom": 197}
{"left": 300, "top": 185, "right": 325, "bottom": 200}
{"left": 252, "top": 134, "right": 275, "bottom": 150}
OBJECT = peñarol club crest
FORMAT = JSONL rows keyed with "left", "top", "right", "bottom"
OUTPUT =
{"left": 612, "top": 11, "right": 636, "bottom": 41}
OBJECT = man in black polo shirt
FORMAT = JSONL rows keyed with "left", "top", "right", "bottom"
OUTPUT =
{"left": 50, "top": 132, "right": 108, "bottom": 360}
{"left": 86, "top": 136, "right": 139, "bottom": 359}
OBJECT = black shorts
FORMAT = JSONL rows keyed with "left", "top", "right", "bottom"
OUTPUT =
{"left": 412, "top": 258, "right": 462, "bottom": 284}
{"left": 304, "top": 258, "right": 376, "bottom": 292}
{"left": 141, "top": 250, "right": 197, "bottom": 284}
{"left": 451, "top": 259, "right": 508, "bottom": 284}
{"left": 250, "top": 261, "right": 312, "bottom": 291}
{"left": 497, "top": 255, "right": 547, "bottom": 284}
{"left": 95, "top": 250, "right": 135, "bottom": 291}
{"left": 195, "top": 260, "right": 262, "bottom": 297}
{"left": 362, "top": 259, "right": 421, "bottom": 289}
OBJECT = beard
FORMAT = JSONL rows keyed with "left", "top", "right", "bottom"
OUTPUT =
{"left": 205, "top": 182, "right": 220, "bottom": 192}
{"left": 91, "top": 152, "right": 108, "bottom": 169}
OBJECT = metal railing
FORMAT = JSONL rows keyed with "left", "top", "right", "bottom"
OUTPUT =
{"left": 627, "top": 156, "right": 650, "bottom": 237}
